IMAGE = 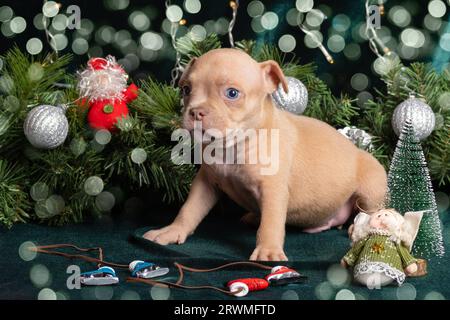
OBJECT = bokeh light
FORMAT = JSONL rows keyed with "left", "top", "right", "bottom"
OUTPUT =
{"left": 77, "top": 19, "right": 95, "bottom": 38}
{"left": 50, "top": 34, "right": 68, "bottom": 51}
{"left": 261, "top": 12, "right": 279, "bottom": 30}
{"left": 332, "top": 14, "right": 351, "bottom": 32}
{"left": 95, "top": 191, "right": 116, "bottom": 212}
{"left": 0, "top": 75, "right": 14, "bottom": 94}
{"left": 30, "top": 264, "right": 51, "bottom": 287}
{"left": 30, "top": 182, "right": 49, "bottom": 201}
{"left": 315, "top": 281, "right": 334, "bottom": 300}
{"left": 351, "top": 73, "right": 369, "bottom": 91}
{"left": 38, "top": 288, "right": 57, "bottom": 300}
{"left": 131, "top": 147, "right": 147, "bottom": 164}
{"left": 400, "top": 28, "right": 425, "bottom": 48}
{"left": 184, "top": 0, "right": 201, "bottom": 14}
{"left": 435, "top": 191, "right": 450, "bottom": 213}
{"left": 42, "top": 1, "right": 60, "bottom": 18}
{"left": 95, "top": 129, "right": 112, "bottom": 145}
{"left": 373, "top": 53, "right": 401, "bottom": 76}
{"left": 96, "top": 26, "right": 116, "bottom": 44}
{"left": 3, "top": 95, "right": 20, "bottom": 112}
{"left": 140, "top": 32, "right": 163, "bottom": 50}
{"left": 151, "top": 284, "right": 171, "bottom": 300}
{"left": 166, "top": 5, "right": 183, "bottom": 23}
{"left": 18, "top": 241, "right": 37, "bottom": 261}
{"left": 28, "top": 63, "right": 44, "bottom": 81}
{"left": 70, "top": 137, "right": 87, "bottom": 156}
{"left": 72, "top": 38, "right": 89, "bottom": 55}
{"left": 33, "top": 13, "right": 45, "bottom": 30}
{"left": 278, "top": 34, "right": 296, "bottom": 52}
{"left": 424, "top": 291, "right": 445, "bottom": 300}
{"left": 396, "top": 283, "right": 417, "bottom": 300}
{"left": 356, "top": 91, "right": 373, "bottom": 107}
{"left": 439, "top": 33, "right": 450, "bottom": 52}
{"left": 335, "top": 289, "right": 355, "bottom": 300}
{"left": 281, "top": 290, "right": 299, "bottom": 300}
{"left": 26, "top": 38, "right": 43, "bottom": 55}
{"left": 1, "top": 21, "right": 14, "bottom": 38}
{"left": 35, "top": 201, "right": 50, "bottom": 218}
{"left": 428, "top": 0, "right": 446, "bottom": 18}
{"left": 388, "top": 6, "right": 411, "bottom": 27}
{"left": 189, "top": 25, "right": 207, "bottom": 41}
{"left": 104, "top": 0, "right": 129, "bottom": 11}
{"left": 251, "top": 16, "right": 264, "bottom": 33}
{"left": 438, "top": 92, "right": 450, "bottom": 111}
{"left": 129, "top": 11, "right": 150, "bottom": 31}
{"left": 344, "top": 43, "right": 361, "bottom": 60}
{"left": 121, "top": 290, "right": 141, "bottom": 300}
{"left": 94, "top": 286, "right": 114, "bottom": 300}
{"left": 304, "top": 30, "right": 323, "bottom": 48}
{"left": 327, "top": 34, "right": 345, "bottom": 53}
{"left": 306, "top": 9, "right": 325, "bottom": 27}
{"left": 247, "top": 1, "right": 264, "bottom": 18}
{"left": 56, "top": 291, "right": 69, "bottom": 300}
{"left": 423, "top": 14, "right": 442, "bottom": 32}
{"left": 0, "top": 6, "right": 13, "bottom": 22}
{"left": 326, "top": 264, "right": 350, "bottom": 287}
{"left": 84, "top": 176, "right": 104, "bottom": 196}
{"left": 52, "top": 14, "right": 68, "bottom": 31}
{"left": 434, "top": 113, "right": 444, "bottom": 130}
{"left": 286, "top": 8, "right": 302, "bottom": 27}
{"left": 296, "top": 0, "right": 314, "bottom": 13}
{"left": 45, "top": 194, "right": 65, "bottom": 216}
{"left": 10, "top": 16, "right": 27, "bottom": 34}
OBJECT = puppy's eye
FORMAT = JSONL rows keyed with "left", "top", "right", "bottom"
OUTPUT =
{"left": 225, "top": 88, "right": 240, "bottom": 100}
{"left": 181, "top": 85, "right": 191, "bottom": 96}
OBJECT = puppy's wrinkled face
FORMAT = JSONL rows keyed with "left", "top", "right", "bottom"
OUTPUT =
{"left": 179, "top": 48, "right": 287, "bottom": 138}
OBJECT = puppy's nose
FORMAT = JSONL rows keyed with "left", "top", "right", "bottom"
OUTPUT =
{"left": 189, "top": 108, "right": 208, "bottom": 121}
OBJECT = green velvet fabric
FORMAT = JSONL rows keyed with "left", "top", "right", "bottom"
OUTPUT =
{"left": 1, "top": 209, "right": 449, "bottom": 300}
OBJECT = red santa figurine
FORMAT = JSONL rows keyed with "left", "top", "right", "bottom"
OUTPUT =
{"left": 77, "top": 56, "right": 138, "bottom": 131}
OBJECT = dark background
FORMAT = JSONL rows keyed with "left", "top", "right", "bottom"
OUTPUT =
{"left": 1, "top": 0, "right": 449, "bottom": 103}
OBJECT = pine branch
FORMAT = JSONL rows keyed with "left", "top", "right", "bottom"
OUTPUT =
{"left": 0, "top": 159, "right": 31, "bottom": 227}
{"left": 178, "top": 33, "right": 221, "bottom": 66}
{"left": 131, "top": 78, "right": 182, "bottom": 133}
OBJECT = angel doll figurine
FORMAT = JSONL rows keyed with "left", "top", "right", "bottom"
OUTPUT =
{"left": 341, "top": 208, "right": 424, "bottom": 287}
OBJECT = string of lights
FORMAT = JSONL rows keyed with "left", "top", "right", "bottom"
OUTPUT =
{"left": 228, "top": 0, "right": 239, "bottom": 48}
{"left": 364, "top": 0, "right": 390, "bottom": 59}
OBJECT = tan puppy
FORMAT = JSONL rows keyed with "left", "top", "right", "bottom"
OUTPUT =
{"left": 144, "top": 48, "right": 387, "bottom": 261}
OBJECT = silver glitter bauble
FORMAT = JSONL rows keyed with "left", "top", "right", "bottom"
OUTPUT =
{"left": 392, "top": 95, "right": 435, "bottom": 141}
{"left": 23, "top": 104, "right": 69, "bottom": 149}
{"left": 338, "top": 126, "right": 374, "bottom": 152}
{"left": 272, "top": 76, "right": 308, "bottom": 115}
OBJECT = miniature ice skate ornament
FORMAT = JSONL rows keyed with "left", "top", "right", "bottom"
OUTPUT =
{"left": 80, "top": 266, "right": 119, "bottom": 286}
{"left": 264, "top": 266, "right": 307, "bottom": 285}
{"left": 129, "top": 260, "right": 170, "bottom": 279}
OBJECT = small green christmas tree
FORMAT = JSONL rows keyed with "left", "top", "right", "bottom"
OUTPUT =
{"left": 387, "top": 119, "right": 445, "bottom": 258}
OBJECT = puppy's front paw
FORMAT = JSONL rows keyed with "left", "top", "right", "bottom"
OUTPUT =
{"left": 249, "top": 246, "right": 288, "bottom": 261}
{"left": 143, "top": 224, "right": 189, "bottom": 245}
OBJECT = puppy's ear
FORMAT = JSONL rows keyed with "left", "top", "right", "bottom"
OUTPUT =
{"left": 178, "top": 58, "right": 197, "bottom": 86}
{"left": 259, "top": 60, "right": 289, "bottom": 94}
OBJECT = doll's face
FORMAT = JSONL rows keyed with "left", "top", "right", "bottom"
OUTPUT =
{"left": 369, "top": 210, "right": 399, "bottom": 230}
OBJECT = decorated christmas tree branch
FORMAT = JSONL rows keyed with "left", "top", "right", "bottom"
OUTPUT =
{"left": 360, "top": 58, "right": 450, "bottom": 185}
{"left": 0, "top": 159, "right": 31, "bottom": 228}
